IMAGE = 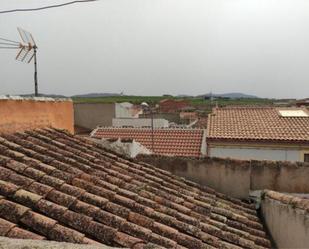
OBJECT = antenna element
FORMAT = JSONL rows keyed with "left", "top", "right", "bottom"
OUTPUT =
{"left": 16, "top": 27, "right": 38, "bottom": 96}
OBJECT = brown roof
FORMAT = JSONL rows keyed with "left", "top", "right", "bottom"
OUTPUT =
{"left": 91, "top": 128, "right": 205, "bottom": 157}
{"left": 158, "top": 99, "right": 190, "bottom": 113}
{"left": 207, "top": 107, "right": 309, "bottom": 143}
{"left": 0, "top": 128, "right": 271, "bottom": 249}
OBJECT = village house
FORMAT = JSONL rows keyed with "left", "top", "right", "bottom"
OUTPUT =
{"left": 207, "top": 106, "right": 309, "bottom": 162}
{"left": 296, "top": 98, "right": 309, "bottom": 107}
{"left": 158, "top": 99, "right": 191, "bottom": 113}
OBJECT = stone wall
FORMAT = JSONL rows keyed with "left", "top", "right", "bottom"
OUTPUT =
{"left": 137, "top": 155, "right": 309, "bottom": 199}
{"left": 0, "top": 97, "right": 74, "bottom": 134}
{"left": 261, "top": 191, "right": 309, "bottom": 248}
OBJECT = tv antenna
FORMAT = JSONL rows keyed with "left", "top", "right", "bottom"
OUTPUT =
{"left": 0, "top": 27, "right": 39, "bottom": 96}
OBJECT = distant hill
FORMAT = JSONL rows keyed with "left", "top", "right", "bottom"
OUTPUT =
{"left": 177, "top": 94, "right": 194, "bottom": 98}
{"left": 20, "top": 93, "right": 67, "bottom": 98}
{"left": 198, "top": 92, "right": 259, "bottom": 99}
{"left": 18, "top": 92, "right": 259, "bottom": 99}
{"left": 72, "top": 93, "right": 121, "bottom": 98}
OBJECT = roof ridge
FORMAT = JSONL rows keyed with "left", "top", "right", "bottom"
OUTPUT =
{"left": 263, "top": 190, "right": 309, "bottom": 211}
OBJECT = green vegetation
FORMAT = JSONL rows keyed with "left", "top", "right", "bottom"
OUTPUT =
{"left": 72, "top": 95, "right": 274, "bottom": 107}
{"left": 72, "top": 96, "right": 171, "bottom": 105}
{"left": 190, "top": 97, "right": 274, "bottom": 106}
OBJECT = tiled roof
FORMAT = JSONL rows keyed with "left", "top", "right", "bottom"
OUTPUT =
{"left": 207, "top": 107, "right": 309, "bottom": 143}
{"left": 0, "top": 128, "right": 271, "bottom": 248}
{"left": 91, "top": 128, "right": 205, "bottom": 157}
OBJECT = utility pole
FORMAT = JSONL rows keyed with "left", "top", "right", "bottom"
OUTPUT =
{"left": 141, "top": 102, "right": 155, "bottom": 153}
{"left": 151, "top": 108, "right": 154, "bottom": 151}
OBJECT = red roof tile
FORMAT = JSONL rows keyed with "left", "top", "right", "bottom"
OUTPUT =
{"left": 207, "top": 107, "right": 309, "bottom": 143}
{"left": 0, "top": 128, "right": 271, "bottom": 248}
{"left": 91, "top": 127, "right": 205, "bottom": 157}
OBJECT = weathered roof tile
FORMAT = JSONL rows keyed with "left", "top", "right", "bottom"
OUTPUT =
{"left": 0, "top": 218, "right": 15, "bottom": 236}
{"left": 0, "top": 199, "right": 29, "bottom": 223}
{"left": 7, "top": 226, "right": 45, "bottom": 240}
{"left": 20, "top": 211, "right": 57, "bottom": 236}
{"left": 0, "top": 128, "right": 271, "bottom": 248}
{"left": 46, "top": 189, "right": 77, "bottom": 208}
{"left": 13, "top": 189, "right": 42, "bottom": 207}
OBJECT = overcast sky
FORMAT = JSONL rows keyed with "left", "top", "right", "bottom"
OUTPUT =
{"left": 1, "top": 0, "right": 309, "bottom": 98}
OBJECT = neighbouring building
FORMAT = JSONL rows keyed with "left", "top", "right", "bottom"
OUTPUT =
{"left": 158, "top": 99, "right": 191, "bottom": 113}
{"left": 295, "top": 98, "right": 309, "bottom": 107}
{"left": 207, "top": 106, "right": 309, "bottom": 162}
{"left": 74, "top": 102, "right": 142, "bottom": 131}
{"left": 91, "top": 127, "right": 206, "bottom": 157}
{"left": 112, "top": 117, "right": 169, "bottom": 128}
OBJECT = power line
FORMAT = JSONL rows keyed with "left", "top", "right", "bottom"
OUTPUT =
{"left": 0, "top": 37, "right": 19, "bottom": 44}
{"left": 0, "top": 0, "right": 98, "bottom": 14}
{"left": 0, "top": 47, "right": 19, "bottom": 49}
{"left": 0, "top": 42, "right": 19, "bottom": 46}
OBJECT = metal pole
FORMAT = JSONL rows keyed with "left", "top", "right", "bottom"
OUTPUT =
{"left": 34, "top": 47, "right": 38, "bottom": 96}
{"left": 151, "top": 108, "right": 154, "bottom": 152}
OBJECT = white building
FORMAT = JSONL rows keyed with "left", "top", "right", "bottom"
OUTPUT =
{"left": 207, "top": 107, "right": 309, "bottom": 162}
{"left": 112, "top": 118, "right": 169, "bottom": 128}
{"left": 74, "top": 102, "right": 142, "bottom": 130}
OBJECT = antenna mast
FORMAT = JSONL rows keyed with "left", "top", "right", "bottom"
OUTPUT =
{"left": 34, "top": 47, "right": 38, "bottom": 96}
{"left": 0, "top": 28, "right": 39, "bottom": 96}
{"left": 16, "top": 27, "right": 39, "bottom": 96}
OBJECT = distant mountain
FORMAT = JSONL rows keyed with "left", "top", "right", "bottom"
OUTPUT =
{"left": 20, "top": 93, "right": 68, "bottom": 98}
{"left": 72, "top": 93, "right": 121, "bottom": 98}
{"left": 177, "top": 94, "right": 194, "bottom": 98}
{"left": 198, "top": 92, "right": 259, "bottom": 99}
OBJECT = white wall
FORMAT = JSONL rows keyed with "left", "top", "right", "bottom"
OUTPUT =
{"left": 200, "top": 130, "right": 207, "bottom": 156}
{"left": 115, "top": 103, "right": 132, "bottom": 118}
{"left": 112, "top": 118, "right": 169, "bottom": 128}
{"left": 209, "top": 146, "right": 300, "bottom": 162}
{"left": 115, "top": 102, "right": 142, "bottom": 118}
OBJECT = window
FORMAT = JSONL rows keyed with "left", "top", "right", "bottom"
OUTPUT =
{"left": 304, "top": 154, "right": 309, "bottom": 162}
{"left": 278, "top": 109, "right": 308, "bottom": 117}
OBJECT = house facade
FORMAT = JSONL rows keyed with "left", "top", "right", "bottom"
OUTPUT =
{"left": 207, "top": 107, "right": 309, "bottom": 162}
